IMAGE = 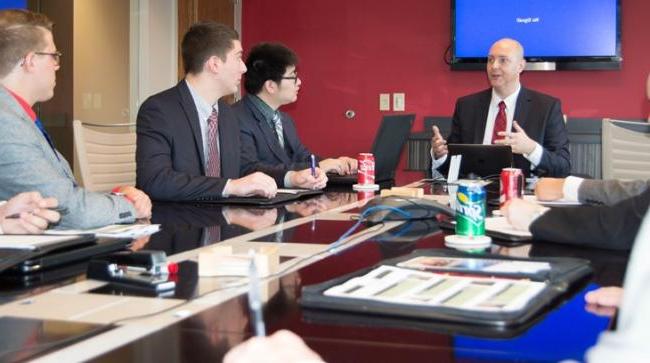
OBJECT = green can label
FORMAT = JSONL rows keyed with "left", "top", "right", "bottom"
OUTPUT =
{"left": 455, "top": 183, "right": 486, "bottom": 236}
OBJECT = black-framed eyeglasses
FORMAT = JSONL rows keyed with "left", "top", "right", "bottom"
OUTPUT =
{"left": 34, "top": 51, "right": 62, "bottom": 64}
{"left": 281, "top": 72, "right": 299, "bottom": 84}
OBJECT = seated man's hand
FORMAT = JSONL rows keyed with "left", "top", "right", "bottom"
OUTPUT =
{"left": 224, "top": 329, "right": 323, "bottom": 363}
{"left": 585, "top": 286, "right": 623, "bottom": 317}
{"left": 535, "top": 178, "right": 566, "bottom": 201}
{"left": 290, "top": 168, "right": 328, "bottom": 190}
{"left": 500, "top": 198, "right": 548, "bottom": 231}
{"left": 430, "top": 125, "right": 448, "bottom": 159}
{"left": 226, "top": 172, "right": 278, "bottom": 198}
{"left": 494, "top": 121, "right": 536, "bottom": 155}
{"left": 319, "top": 158, "right": 345, "bottom": 175}
{"left": 119, "top": 186, "right": 152, "bottom": 219}
{"left": 0, "top": 192, "right": 60, "bottom": 234}
{"left": 337, "top": 156, "right": 358, "bottom": 174}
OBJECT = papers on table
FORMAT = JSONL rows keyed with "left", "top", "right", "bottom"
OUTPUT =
{"left": 485, "top": 217, "right": 533, "bottom": 238}
{"left": 523, "top": 195, "right": 582, "bottom": 206}
{"left": 46, "top": 224, "right": 160, "bottom": 238}
{"left": 276, "top": 188, "right": 306, "bottom": 194}
{"left": 0, "top": 235, "right": 88, "bottom": 250}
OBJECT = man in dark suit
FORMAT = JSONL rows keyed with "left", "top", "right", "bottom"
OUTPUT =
{"left": 431, "top": 38, "right": 570, "bottom": 178}
{"left": 137, "top": 23, "right": 326, "bottom": 202}
{"left": 501, "top": 188, "right": 650, "bottom": 250}
{"left": 232, "top": 43, "right": 357, "bottom": 187}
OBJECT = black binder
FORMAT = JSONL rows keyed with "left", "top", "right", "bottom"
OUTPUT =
{"left": 301, "top": 249, "right": 592, "bottom": 327}
{"left": 192, "top": 189, "right": 323, "bottom": 206}
{"left": 0, "top": 235, "right": 130, "bottom": 275}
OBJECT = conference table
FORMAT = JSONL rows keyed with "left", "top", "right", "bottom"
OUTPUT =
{"left": 0, "top": 179, "right": 631, "bottom": 362}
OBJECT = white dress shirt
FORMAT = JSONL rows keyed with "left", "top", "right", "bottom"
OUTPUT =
{"left": 432, "top": 84, "right": 543, "bottom": 173}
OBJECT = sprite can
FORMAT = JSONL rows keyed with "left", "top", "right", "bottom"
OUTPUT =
{"left": 455, "top": 181, "right": 486, "bottom": 237}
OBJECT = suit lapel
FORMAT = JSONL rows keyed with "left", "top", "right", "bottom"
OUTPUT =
{"left": 245, "top": 96, "right": 291, "bottom": 164}
{"left": 177, "top": 81, "right": 206, "bottom": 171}
{"left": 217, "top": 100, "right": 236, "bottom": 177}
{"left": 476, "top": 89, "right": 491, "bottom": 143}
{"left": 514, "top": 87, "right": 531, "bottom": 131}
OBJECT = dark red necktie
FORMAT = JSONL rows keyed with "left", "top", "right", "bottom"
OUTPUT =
{"left": 491, "top": 101, "right": 507, "bottom": 144}
{"left": 206, "top": 108, "right": 221, "bottom": 177}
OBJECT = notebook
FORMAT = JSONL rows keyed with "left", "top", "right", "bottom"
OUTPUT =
{"left": 327, "top": 114, "right": 415, "bottom": 184}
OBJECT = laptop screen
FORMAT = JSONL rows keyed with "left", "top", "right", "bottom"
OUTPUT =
{"left": 447, "top": 144, "right": 513, "bottom": 178}
{"left": 371, "top": 114, "right": 415, "bottom": 181}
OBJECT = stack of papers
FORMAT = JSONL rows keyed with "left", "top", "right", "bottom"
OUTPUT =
{"left": 523, "top": 195, "right": 581, "bottom": 206}
{"left": 46, "top": 224, "right": 160, "bottom": 238}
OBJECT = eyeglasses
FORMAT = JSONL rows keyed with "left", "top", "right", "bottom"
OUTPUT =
{"left": 281, "top": 72, "right": 299, "bottom": 84}
{"left": 34, "top": 51, "right": 62, "bottom": 65}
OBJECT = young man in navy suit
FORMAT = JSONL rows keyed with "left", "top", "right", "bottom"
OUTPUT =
{"left": 430, "top": 38, "right": 570, "bottom": 178}
{"left": 232, "top": 43, "right": 357, "bottom": 187}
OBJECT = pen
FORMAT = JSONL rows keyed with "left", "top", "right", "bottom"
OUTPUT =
{"left": 4, "top": 207, "right": 66, "bottom": 219}
{"left": 247, "top": 251, "right": 266, "bottom": 337}
{"left": 310, "top": 154, "right": 316, "bottom": 177}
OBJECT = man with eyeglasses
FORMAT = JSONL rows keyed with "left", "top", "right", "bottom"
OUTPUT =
{"left": 430, "top": 38, "right": 570, "bottom": 178}
{"left": 233, "top": 43, "right": 357, "bottom": 188}
{"left": 0, "top": 9, "right": 152, "bottom": 229}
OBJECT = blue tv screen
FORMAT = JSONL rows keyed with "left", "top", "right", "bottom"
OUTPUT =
{"left": 452, "top": 0, "right": 621, "bottom": 69}
{"left": 1, "top": 0, "right": 27, "bottom": 10}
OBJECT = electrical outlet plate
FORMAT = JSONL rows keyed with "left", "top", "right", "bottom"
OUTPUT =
{"left": 379, "top": 93, "right": 390, "bottom": 111}
{"left": 393, "top": 93, "right": 405, "bottom": 111}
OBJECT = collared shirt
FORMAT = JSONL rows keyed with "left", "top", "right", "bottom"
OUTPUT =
{"left": 4, "top": 87, "right": 36, "bottom": 121}
{"left": 248, "top": 94, "right": 279, "bottom": 131}
{"left": 185, "top": 80, "right": 220, "bottom": 168}
{"left": 432, "top": 83, "right": 543, "bottom": 171}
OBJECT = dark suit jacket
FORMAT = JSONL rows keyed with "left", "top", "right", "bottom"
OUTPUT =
{"left": 530, "top": 187, "right": 650, "bottom": 250}
{"left": 136, "top": 81, "right": 241, "bottom": 201}
{"left": 232, "top": 94, "right": 315, "bottom": 186}
{"left": 444, "top": 87, "right": 570, "bottom": 177}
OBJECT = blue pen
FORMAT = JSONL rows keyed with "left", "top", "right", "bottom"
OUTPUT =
{"left": 247, "top": 251, "right": 266, "bottom": 337}
{"left": 310, "top": 154, "right": 316, "bottom": 177}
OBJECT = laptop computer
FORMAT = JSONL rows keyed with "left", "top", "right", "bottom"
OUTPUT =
{"left": 447, "top": 144, "right": 513, "bottom": 179}
{"left": 327, "top": 114, "right": 415, "bottom": 184}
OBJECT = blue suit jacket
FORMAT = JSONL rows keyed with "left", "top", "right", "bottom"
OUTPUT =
{"left": 232, "top": 94, "right": 315, "bottom": 186}
{"left": 446, "top": 87, "right": 571, "bottom": 177}
{"left": 136, "top": 81, "right": 241, "bottom": 201}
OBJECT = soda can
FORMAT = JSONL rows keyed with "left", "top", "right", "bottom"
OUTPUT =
{"left": 455, "top": 180, "right": 486, "bottom": 237}
{"left": 357, "top": 153, "right": 375, "bottom": 185}
{"left": 499, "top": 168, "right": 524, "bottom": 207}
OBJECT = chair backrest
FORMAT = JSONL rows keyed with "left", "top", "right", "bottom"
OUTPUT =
{"left": 602, "top": 118, "right": 650, "bottom": 180}
{"left": 73, "top": 120, "right": 136, "bottom": 192}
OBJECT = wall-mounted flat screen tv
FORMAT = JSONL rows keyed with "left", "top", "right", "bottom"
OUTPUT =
{"left": 451, "top": 0, "right": 621, "bottom": 70}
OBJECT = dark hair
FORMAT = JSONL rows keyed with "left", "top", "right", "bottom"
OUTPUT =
{"left": 244, "top": 43, "right": 298, "bottom": 95}
{"left": 0, "top": 9, "right": 53, "bottom": 78}
{"left": 181, "top": 21, "right": 239, "bottom": 75}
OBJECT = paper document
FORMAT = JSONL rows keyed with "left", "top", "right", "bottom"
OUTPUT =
{"left": 46, "top": 224, "right": 160, "bottom": 238}
{"left": 0, "top": 235, "right": 87, "bottom": 250}
{"left": 485, "top": 217, "right": 532, "bottom": 238}
{"left": 276, "top": 189, "right": 306, "bottom": 194}
{"left": 523, "top": 195, "right": 581, "bottom": 206}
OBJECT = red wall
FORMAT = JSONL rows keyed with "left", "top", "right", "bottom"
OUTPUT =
{"left": 242, "top": 0, "right": 650, "bottom": 179}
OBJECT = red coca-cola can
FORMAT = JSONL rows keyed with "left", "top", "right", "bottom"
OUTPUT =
{"left": 357, "top": 153, "right": 375, "bottom": 185}
{"left": 499, "top": 168, "right": 524, "bottom": 207}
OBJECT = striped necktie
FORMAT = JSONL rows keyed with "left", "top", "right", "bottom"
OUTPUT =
{"left": 272, "top": 112, "right": 285, "bottom": 149}
{"left": 206, "top": 108, "right": 221, "bottom": 177}
{"left": 35, "top": 117, "right": 59, "bottom": 160}
{"left": 491, "top": 101, "right": 507, "bottom": 144}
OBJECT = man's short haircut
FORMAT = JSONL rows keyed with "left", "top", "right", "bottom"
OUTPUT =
{"left": 181, "top": 21, "right": 239, "bottom": 75}
{"left": 244, "top": 43, "right": 298, "bottom": 95}
{"left": 0, "top": 9, "right": 53, "bottom": 78}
